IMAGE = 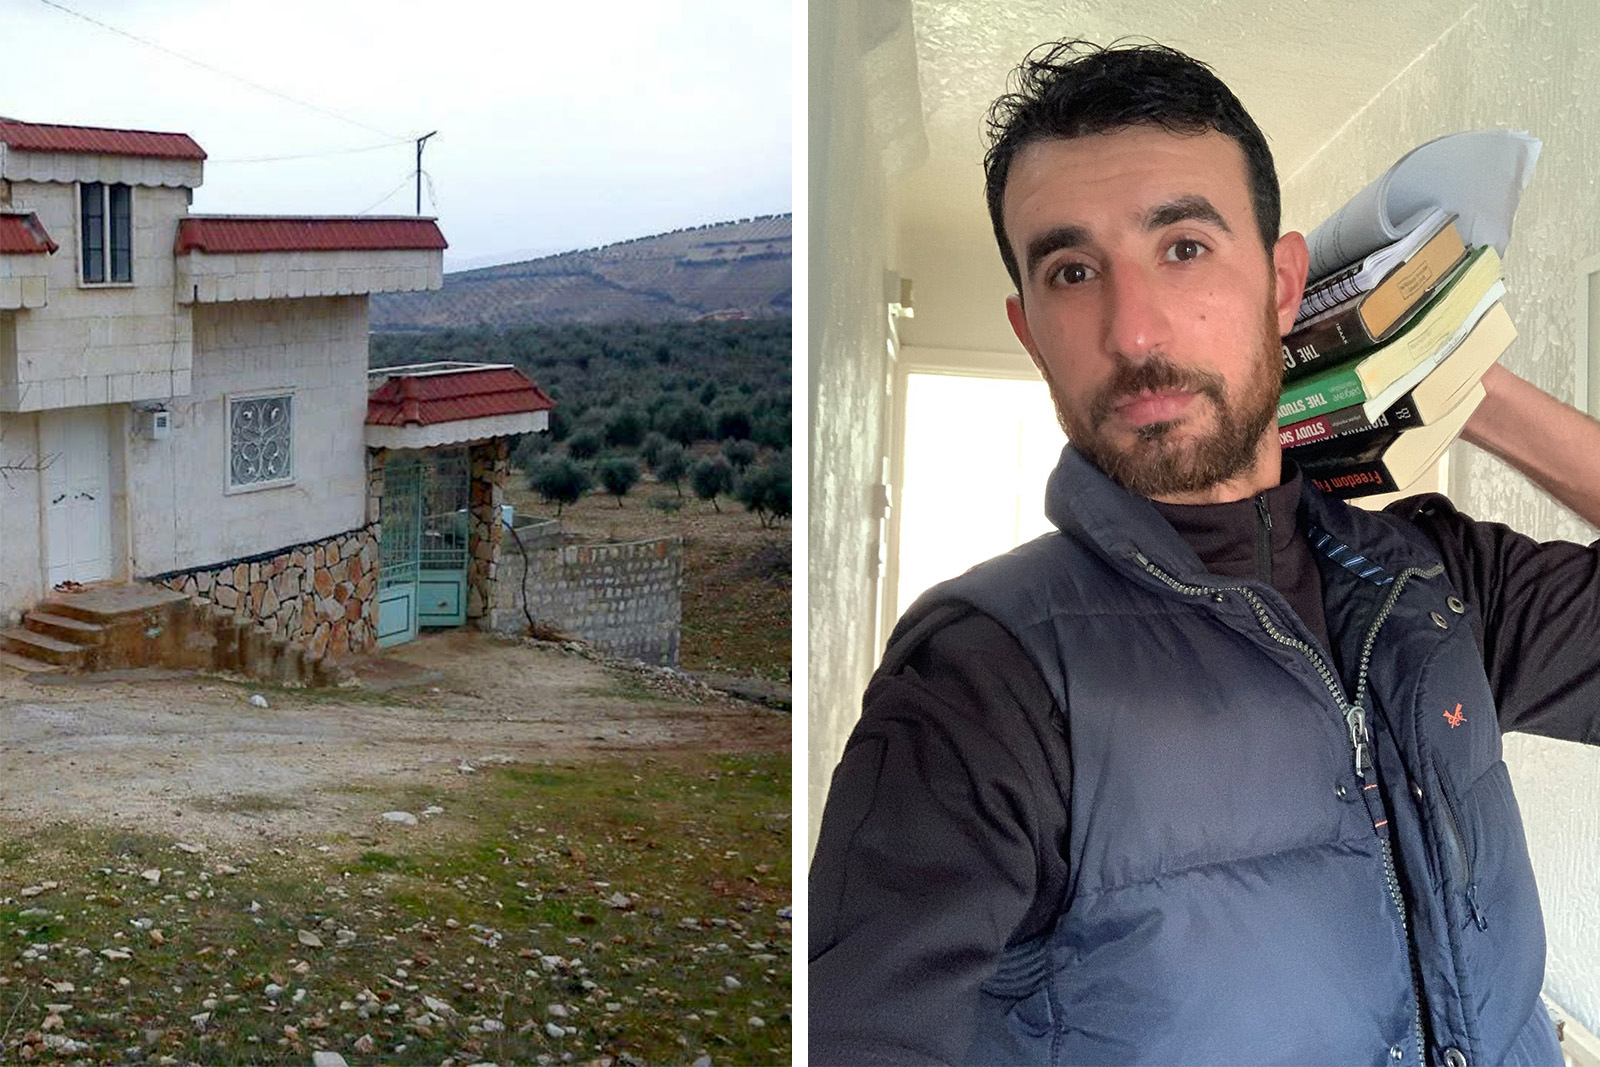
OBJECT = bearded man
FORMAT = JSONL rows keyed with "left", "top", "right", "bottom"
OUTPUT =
{"left": 809, "top": 40, "right": 1600, "bottom": 1066}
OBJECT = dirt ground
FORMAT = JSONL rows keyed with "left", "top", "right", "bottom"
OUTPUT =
{"left": 0, "top": 630, "right": 787, "bottom": 849}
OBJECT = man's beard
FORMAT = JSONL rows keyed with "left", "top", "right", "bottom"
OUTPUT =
{"left": 1046, "top": 303, "right": 1283, "bottom": 498}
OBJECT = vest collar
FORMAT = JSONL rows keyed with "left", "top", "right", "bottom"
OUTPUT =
{"left": 1043, "top": 445, "right": 1442, "bottom": 586}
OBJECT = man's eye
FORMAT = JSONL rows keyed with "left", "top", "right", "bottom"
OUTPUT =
{"left": 1166, "top": 239, "right": 1205, "bottom": 262}
{"left": 1052, "top": 262, "right": 1096, "bottom": 285}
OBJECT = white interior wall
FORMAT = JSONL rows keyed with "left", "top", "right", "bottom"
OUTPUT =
{"left": 1279, "top": 0, "right": 1600, "bottom": 1030}
{"left": 807, "top": 0, "right": 922, "bottom": 854}
{"left": 126, "top": 296, "right": 369, "bottom": 577}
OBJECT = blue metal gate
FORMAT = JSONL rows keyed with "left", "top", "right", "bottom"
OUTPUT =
{"left": 377, "top": 448, "right": 470, "bottom": 647}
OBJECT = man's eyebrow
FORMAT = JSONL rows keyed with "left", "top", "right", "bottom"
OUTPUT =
{"left": 1023, "top": 224, "right": 1091, "bottom": 282}
{"left": 1146, "top": 195, "right": 1231, "bottom": 234}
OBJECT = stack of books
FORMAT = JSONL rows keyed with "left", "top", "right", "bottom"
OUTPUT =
{"left": 1276, "top": 130, "right": 1541, "bottom": 499}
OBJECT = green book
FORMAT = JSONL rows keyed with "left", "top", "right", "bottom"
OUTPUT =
{"left": 1277, "top": 245, "right": 1503, "bottom": 427}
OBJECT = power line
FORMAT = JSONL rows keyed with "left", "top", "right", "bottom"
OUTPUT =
{"left": 210, "top": 139, "right": 412, "bottom": 165}
{"left": 35, "top": 0, "right": 405, "bottom": 141}
{"left": 356, "top": 172, "right": 418, "bottom": 216}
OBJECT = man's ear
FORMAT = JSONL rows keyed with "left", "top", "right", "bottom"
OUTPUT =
{"left": 1006, "top": 294, "right": 1047, "bottom": 375}
{"left": 1272, "top": 231, "right": 1311, "bottom": 336}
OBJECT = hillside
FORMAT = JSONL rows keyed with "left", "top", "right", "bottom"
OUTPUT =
{"left": 370, "top": 214, "right": 791, "bottom": 330}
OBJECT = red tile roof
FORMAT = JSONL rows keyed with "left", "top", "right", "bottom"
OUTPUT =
{"left": 176, "top": 216, "right": 448, "bottom": 255}
{"left": 367, "top": 366, "right": 555, "bottom": 428}
{"left": 0, "top": 213, "right": 58, "bottom": 255}
{"left": 0, "top": 118, "right": 205, "bottom": 160}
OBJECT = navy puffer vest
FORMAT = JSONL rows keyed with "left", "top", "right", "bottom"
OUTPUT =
{"left": 894, "top": 447, "right": 1560, "bottom": 1066}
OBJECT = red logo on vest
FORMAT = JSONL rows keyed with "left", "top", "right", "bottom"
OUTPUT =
{"left": 1443, "top": 703, "right": 1465, "bottom": 729}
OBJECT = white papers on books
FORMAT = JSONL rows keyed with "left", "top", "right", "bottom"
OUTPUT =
{"left": 1304, "top": 130, "right": 1540, "bottom": 282}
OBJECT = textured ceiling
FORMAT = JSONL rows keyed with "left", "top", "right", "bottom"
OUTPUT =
{"left": 899, "top": 0, "right": 1485, "bottom": 238}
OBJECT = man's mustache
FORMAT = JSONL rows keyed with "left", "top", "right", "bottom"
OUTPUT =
{"left": 1088, "top": 357, "right": 1228, "bottom": 427}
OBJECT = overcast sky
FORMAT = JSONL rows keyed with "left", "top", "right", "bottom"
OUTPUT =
{"left": 1, "top": 0, "right": 792, "bottom": 269}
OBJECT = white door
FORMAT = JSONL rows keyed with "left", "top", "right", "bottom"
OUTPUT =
{"left": 41, "top": 407, "right": 113, "bottom": 586}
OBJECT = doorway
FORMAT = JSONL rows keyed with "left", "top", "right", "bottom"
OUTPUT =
{"left": 377, "top": 448, "right": 471, "bottom": 648}
{"left": 40, "top": 406, "right": 114, "bottom": 587}
{"left": 889, "top": 370, "right": 1061, "bottom": 623}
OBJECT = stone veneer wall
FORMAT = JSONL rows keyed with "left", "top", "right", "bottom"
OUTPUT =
{"left": 466, "top": 439, "right": 509, "bottom": 622}
{"left": 490, "top": 521, "right": 682, "bottom": 666}
{"left": 150, "top": 524, "right": 379, "bottom": 660}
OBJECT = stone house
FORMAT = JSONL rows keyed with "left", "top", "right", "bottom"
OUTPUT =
{"left": 0, "top": 117, "right": 551, "bottom": 673}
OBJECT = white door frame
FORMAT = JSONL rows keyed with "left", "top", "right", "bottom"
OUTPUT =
{"left": 882, "top": 345, "right": 1043, "bottom": 646}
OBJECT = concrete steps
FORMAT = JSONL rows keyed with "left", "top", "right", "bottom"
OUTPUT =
{"left": 0, "top": 583, "right": 335, "bottom": 685}
{"left": 0, "top": 626, "right": 88, "bottom": 667}
{"left": 0, "top": 647, "right": 68, "bottom": 675}
{"left": 24, "top": 610, "right": 108, "bottom": 645}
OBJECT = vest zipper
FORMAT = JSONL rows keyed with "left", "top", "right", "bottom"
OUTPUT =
{"left": 1434, "top": 759, "right": 1488, "bottom": 931}
{"left": 1133, "top": 551, "right": 1444, "bottom": 1064}
{"left": 1253, "top": 495, "right": 1273, "bottom": 585}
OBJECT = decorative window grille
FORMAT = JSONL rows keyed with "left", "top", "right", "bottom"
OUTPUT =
{"left": 80, "top": 182, "right": 133, "bottom": 284}
{"left": 228, "top": 394, "right": 293, "bottom": 490}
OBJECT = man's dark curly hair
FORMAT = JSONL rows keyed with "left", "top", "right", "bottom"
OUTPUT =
{"left": 984, "top": 39, "right": 1281, "bottom": 291}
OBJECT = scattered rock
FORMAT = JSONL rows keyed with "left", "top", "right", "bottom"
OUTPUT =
{"left": 353, "top": 1034, "right": 375, "bottom": 1054}
{"left": 175, "top": 842, "right": 204, "bottom": 854}
{"left": 18, "top": 881, "right": 58, "bottom": 898}
{"left": 297, "top": 930, "right": 324, "bottom": 948}
{"left": 722, "top": 976, "right": 741, "bottom": 991}
{"left": 457, "top": 760, "right": 477, "bottom": 775}
{"left": 311, "top": 1053, "right": 348, "bottom": 1067}
{"left": 141, "top": 869, "right": 161, "bottom": 885}
{"left": 607, "top": 892, "right": 634, "bottom": 910}
{"left": 100, "top": 948, "right": 132, "bottom": 961}
{"left": 548, "top": 1004, "right": 569, "bottom": 1019}
{"left": 422, "top": 806, "right": 444, "bottom": 817}
{"left": 381, "top": 811, "right": 419, "bottom": 826}
{"left": 545, "top": 1021, "right": 565, "bottom": 1039}
{"left": 42, "top": 1035, "right": 91, "bottom": 1055}
{"left": 249, "top": 694, "right": 269, "bottom": 708}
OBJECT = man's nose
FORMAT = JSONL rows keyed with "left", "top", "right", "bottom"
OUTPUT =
{"left": 1102, "top": 263, "right": 1171, "bottom": 359}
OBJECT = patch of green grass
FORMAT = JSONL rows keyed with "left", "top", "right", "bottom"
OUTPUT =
{"left": 353, "top": 851, "right": 416, "bottom": 874}
{"left": 190, "top": 793, "right": 299, "bottom": 815}
{"left": 0, "top": 753, "right": 791, "bottom": 1065}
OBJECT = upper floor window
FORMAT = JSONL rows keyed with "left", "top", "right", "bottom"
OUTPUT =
{"left": 80, "top": 181, "right": 132, "bottom": 284}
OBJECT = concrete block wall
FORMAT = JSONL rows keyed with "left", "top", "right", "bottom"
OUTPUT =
{"left": 0, "top": 182, "right": 193, "bottom": 411}
{"left": 491, "top": 523, "right": 682, "bottom": 666}
{"left": 126, "top": 295, "right": 369, "bottom": 576}
{"left": 0, "top": 253, "right": 49, "bottom": 310}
